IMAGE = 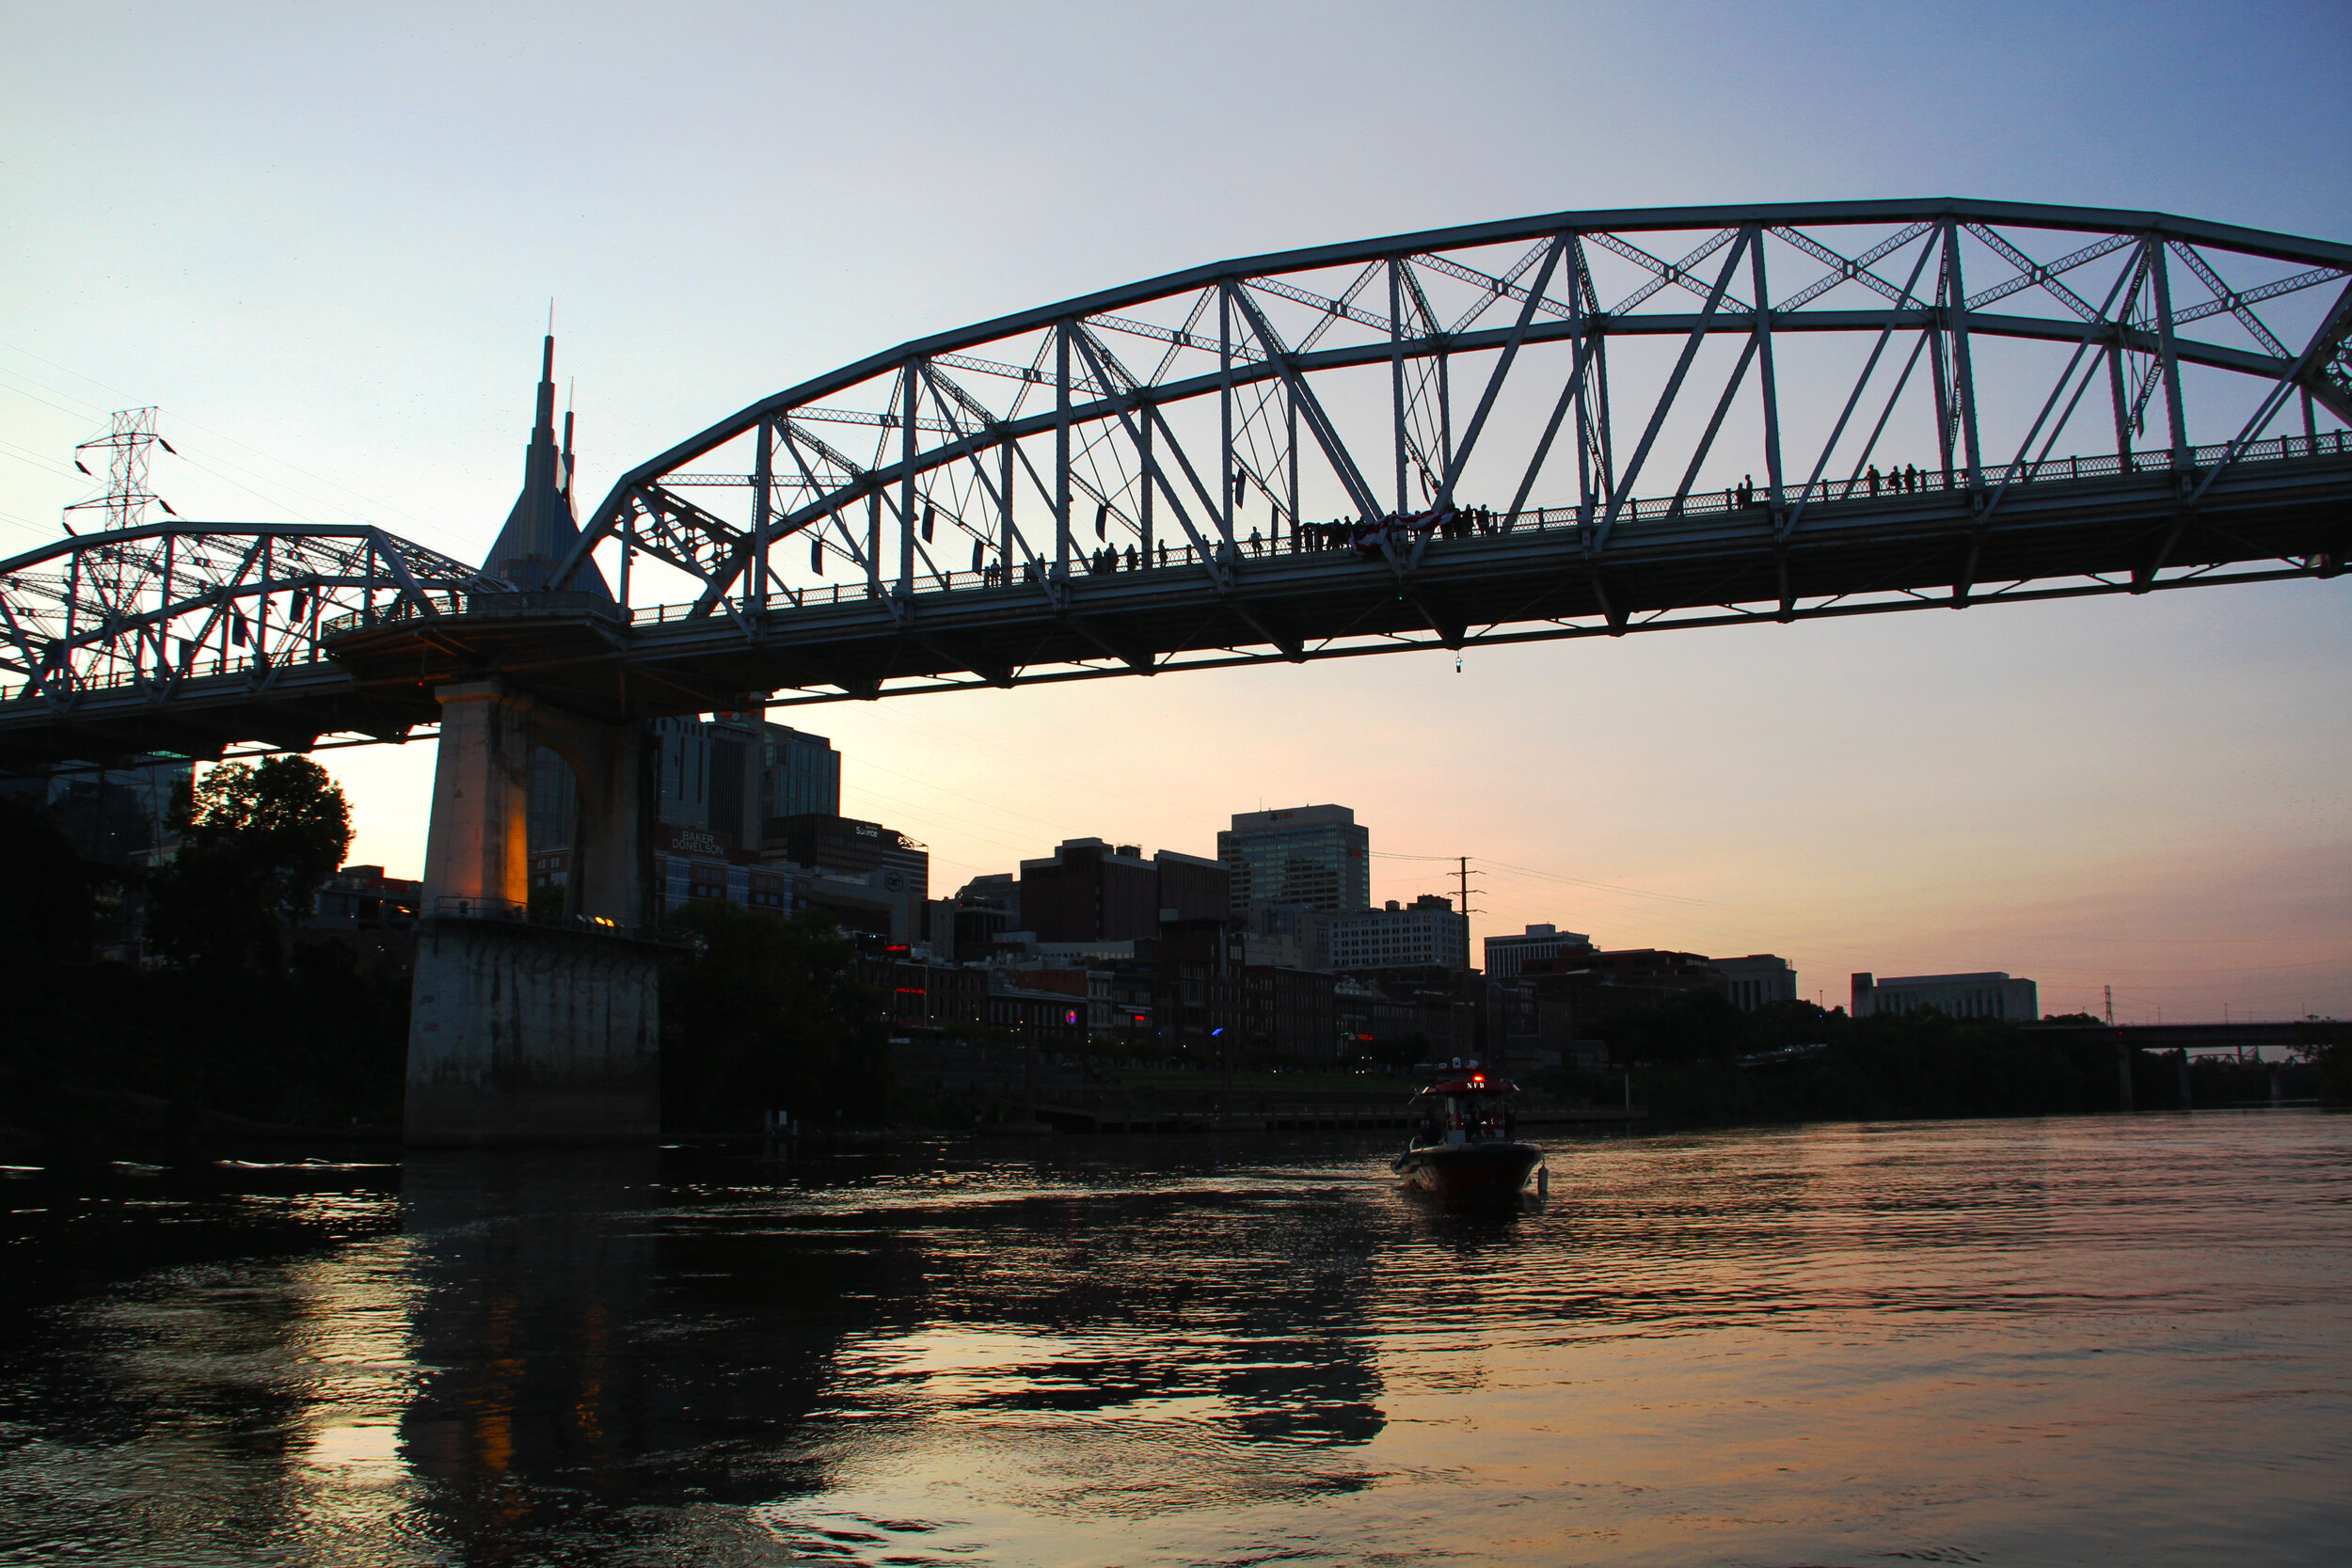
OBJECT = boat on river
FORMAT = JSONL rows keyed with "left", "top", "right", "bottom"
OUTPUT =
{"left": 1391, "top": 1065, "right": 1544, "bottom": 1201}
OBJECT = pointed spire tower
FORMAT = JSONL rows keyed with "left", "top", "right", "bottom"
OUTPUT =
{"left": 482, "top": 334, "right": 612, "bottom": 596}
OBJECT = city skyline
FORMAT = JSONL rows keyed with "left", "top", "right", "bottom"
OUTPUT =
{"left": 3, "top": 2, "right": 2344, "bottom": 1023}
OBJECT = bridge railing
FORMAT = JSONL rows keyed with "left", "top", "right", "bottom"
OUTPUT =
{"left": 316, "top": 589, "right": 624, "bottom": 640}
{"left": 630, "top": 426, "right": 2349, "bottom": 618}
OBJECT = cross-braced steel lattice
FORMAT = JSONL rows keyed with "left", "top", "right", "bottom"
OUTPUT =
{"left": 3, "top": 199, "right": 2347, "bottom": 757}
{"left": 0, "top": 522, "right": 502, "bottom": 719}
{"left": 63, "top": 407, "right": 177, "bottom": 533}
{"left": 546, "top": 198, "right": 2348, "bottom": 702}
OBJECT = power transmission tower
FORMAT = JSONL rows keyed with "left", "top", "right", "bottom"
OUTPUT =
{"left": 63, "top": 407, "right": 176, "bottom": 533}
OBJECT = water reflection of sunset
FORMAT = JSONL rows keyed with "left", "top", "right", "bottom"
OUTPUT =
{"left": 3, "top": 1118, "right": 2344, "bottom": 1565}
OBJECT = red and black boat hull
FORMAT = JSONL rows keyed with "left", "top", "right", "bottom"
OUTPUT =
{"left": 1393, "top": 1141, "right": 1544, "bottom": 1201}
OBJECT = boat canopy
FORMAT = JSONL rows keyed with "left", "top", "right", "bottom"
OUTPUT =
{"left": 1415, "top": 1074, "right": 1518, "bottom": 1097}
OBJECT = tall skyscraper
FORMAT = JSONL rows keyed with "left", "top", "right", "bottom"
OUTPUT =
{"left": 759, "top": 724, "right": 841, "bottom": 823}
{"left": 646, "top": 714, "right": 840, "bottom": 847}
{"left": 1217, "top": 804, "right": 1370, "bottom": 928}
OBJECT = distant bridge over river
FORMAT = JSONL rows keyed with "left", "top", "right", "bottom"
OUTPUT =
{"left": 2027, "top": 1020, "right": 2327, "bottom": 1053}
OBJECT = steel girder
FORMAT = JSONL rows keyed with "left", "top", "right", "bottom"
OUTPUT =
{"left": 536, "top": 444, "right": 2352, "bottom": 709}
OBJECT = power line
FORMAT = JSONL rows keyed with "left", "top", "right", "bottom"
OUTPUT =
{"left": 1372, "top": 848, "right": 1712, "bottom": 907}
{"left": 0, "top": 342, "right": 477, "bottom": 552}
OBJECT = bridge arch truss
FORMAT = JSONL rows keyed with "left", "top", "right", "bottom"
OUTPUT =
{"left": 0, "top": 524, "right": 502, "bottom": 758}
{"left": 5, "top": 199, "right": 2350, "bottom": 760}
{"left": 558, "top": 198, "right": 2350, "bottom": 698}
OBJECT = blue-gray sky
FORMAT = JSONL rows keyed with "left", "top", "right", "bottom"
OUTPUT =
{"left": 5, "top": 1, "right": 2346, "bottom": 1019}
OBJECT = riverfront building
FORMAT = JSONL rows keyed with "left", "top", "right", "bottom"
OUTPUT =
{"left": 1217, "top": 804, "right": 1370, "bottom": 927}
{"left": 766, "top": 814, "right": 929, "bottom": 942}
{"left": 1716, "top": 954, "right": 1800, "bottom": 1011}
{"left": 1851, "top": 971, "right": 2038, "bottom": 1022}
{"left": 1327, "top": 895, "right": 1470, "bottom": 973}
{"left": 1483, "top": 923, "right": 1596, "bottom": 978}
{"left": 1019, "top": 838, "right": 1229, "bottom": 944}
{"left": 308, "top": 864, "right": 422, "bottom": 931}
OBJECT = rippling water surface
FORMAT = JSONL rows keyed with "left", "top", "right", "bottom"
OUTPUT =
{"left": 2, "top": 1113, "right": 2345, "bottom": 1566}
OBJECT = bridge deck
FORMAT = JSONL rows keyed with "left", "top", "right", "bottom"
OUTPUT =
{"left": 5, "top": 448, "right": 2346, "bottom": 762}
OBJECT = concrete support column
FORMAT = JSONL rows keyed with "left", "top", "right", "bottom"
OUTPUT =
{"left": 419, "top": 679, "right": 532, "bottom": 912}
{"left": 530, "top": 707, "right": 652, "bottom": 927}
{"left": 406, "top": 688, "right": 661, "bottom": 1147}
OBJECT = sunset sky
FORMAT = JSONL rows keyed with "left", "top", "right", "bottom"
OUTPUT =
{"left": 4, "top": 1, "right": 2345, "bottom": 1022}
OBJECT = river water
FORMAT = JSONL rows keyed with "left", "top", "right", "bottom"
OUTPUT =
{"left": 1, "top": 1112, "right": 2344, "bottom": 1566}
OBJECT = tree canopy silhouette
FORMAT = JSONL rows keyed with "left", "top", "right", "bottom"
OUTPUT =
{"left": 149, "top": 755, "right": 351, "bottom": 972}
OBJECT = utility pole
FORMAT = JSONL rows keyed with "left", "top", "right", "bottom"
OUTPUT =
{"left": 2110, "top": 982, "right": 2133, "bottom": 1114}
{"left": 1454, "top": 856, "right": 1484, "bottom": 942}
{"left": 1454, "top": 855, "right": 1486, "bottom": 1068}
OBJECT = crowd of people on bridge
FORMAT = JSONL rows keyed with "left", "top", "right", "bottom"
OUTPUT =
{"left": 965, "top": 501, "right": 1535, "bottom": 584}
{"left": 1864, "top": 462, "right": 1943, "bottom": 497}
{"left": 956, "top": 465, "right": 1976, "bottom": 588}
{"left": 1728, "top": 463, "right": 1951, "bottom": 509}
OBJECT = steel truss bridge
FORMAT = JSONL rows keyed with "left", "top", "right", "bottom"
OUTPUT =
{"left": 3, "top": 198, "right": 2348, "bottom": 765}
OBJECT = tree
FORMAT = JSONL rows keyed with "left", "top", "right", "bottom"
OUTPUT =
{"left": 1595, "top": 984, "right": 1752, "bottom": 1067}
{"left": 2293, "top": 1019, "right": 2351, "bottom": 1103}
{"left": 148, "top": 755, "right": 351, "bottom": 971}
{"left": 660, "top": 901, "right": 889, "bottom": 1129}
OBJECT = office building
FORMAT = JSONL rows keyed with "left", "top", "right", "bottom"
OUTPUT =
{"left": 1484, "top": 922, "right": 1595, "bottom": 978}
{"left": 1020, "top": 838, "right": 1231, "bottom": 944}
{"left": 1851, "top": 972, "right": 2038, "bottom": 1022}
{"left": 932, "top": 872, "right": 1021, "bottom": 960}
{"left": 1716, "top": 955, "right": 1799, "bottom": 1011}
{"left": 759, "top": 724, "right": 840, "bottom": 822}
{"left": 648, "top": 712, "right": 840, "bottom": 851}
{"left": 768, "top": 814, "right": 929, "bottom": 943}
{"left": 1217, "top": 804, "right": 1369, "bottom": 927}
{"left": 1326, "top": 895, "right": 1470, "bottom": 973}
{"left": 653, "top": 714, "right": 726, "bottom": 839}
{"left": 1241, "top": 964, "right": 1339, "bottom": 1060}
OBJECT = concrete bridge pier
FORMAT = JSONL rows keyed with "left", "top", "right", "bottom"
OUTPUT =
{"left": 405, "top": 676, "right": 664, "bottom": 1147}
